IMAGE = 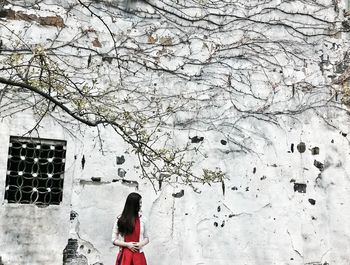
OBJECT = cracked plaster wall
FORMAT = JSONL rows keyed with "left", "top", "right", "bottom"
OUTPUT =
{"left": 1, "top": 1, "right": 350, "bottom": 265}
{"left": 1, "top": 103, "right": 350, "bottom": 265}
{"left": 0, "top": 112, "right": 75, "bottom": 264}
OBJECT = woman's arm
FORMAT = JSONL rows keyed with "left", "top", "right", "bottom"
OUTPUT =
{"left": 137, "top": 237, "right": 149, "bottom": 248}
{"left": 112, "top": 218, "right": 139, "bottom": 252}
{"left": 135, "top": 217, "right": 150, "bottom": 249}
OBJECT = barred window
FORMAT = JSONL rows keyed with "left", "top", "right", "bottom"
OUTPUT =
{"left": 4, "top": 136, "right": 67, "bottom": 205}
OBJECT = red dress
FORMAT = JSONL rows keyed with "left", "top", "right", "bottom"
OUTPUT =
{"left": 115, "top": 217, "right": 147, "bottom": 265}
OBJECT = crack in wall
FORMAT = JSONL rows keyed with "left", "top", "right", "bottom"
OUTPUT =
{"left": 287, "top": 229, "right": 303, "bottom": 259}
{"left": 171, "top": 196, "right": 175, "bottom": 238}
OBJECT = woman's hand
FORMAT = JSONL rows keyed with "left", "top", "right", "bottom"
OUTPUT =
{"left": 134, "top": 242, "right": 143, "bottom": 250}
{"left": 126, "top": 242, "right": 139, "bottom": 252}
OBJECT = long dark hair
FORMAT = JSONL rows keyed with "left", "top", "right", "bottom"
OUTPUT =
{"left": 117, "top": 192, "right": 141, "bottom": 235}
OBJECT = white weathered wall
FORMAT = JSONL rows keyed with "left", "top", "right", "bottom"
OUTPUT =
{"left": 1, "top": 105, "right": 350, "bottom": 265}
{"left": 1, "top": 1, "right": 350, "bottom": 265}
{"left": 0, "top": 111, "right": 76, "bottom": 264}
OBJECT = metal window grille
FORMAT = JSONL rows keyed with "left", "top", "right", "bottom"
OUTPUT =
{"left": 4, "top": 136, "right": 67, "bottom": 205}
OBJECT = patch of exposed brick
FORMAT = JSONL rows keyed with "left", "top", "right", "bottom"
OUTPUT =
{"left": 0, "top": 9, "right": 64, "bottom": 27}
{"left": 63, "top": 239, "right": 88, "bottom": 264}
{"left": 92, "top": 38, "right": 102, "bottom": 48}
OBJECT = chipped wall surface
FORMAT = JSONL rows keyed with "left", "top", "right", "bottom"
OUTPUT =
{"left": 3, "top": 114, "right": 350, "bottom": 265}
{"left": 1, "top": 0, "right": 350, "bottom": 265}
{"left": 0, "top": 112, "right": 75, "bottom": 264}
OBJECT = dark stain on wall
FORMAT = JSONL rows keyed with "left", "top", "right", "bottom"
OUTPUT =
{"left": 158, "top": 178, "right": 163, "bottom": 190}
{"left": 314, "top": 160, "right": 324, "bottom": 171}
{"left": 190, "top": 136, "right": 204, "bottom": 143}
{"left": 116, "top": 155, "right": 125, "bottom": 165}
{"left": 311, "top": 147, "right": 320, "bottom": 155}
{"left": 81, "top": 155, "right": 86, "bottom": 170}
{"left": 220, "top": 140, "right": 227, "bottom": 145}
{"left": 172, "top": 189, "right": 184, "bottom": 198}
{"left": 70, "top": 211, "right": 78, "bottom": 221}
{"left": 297, "top": 142, "right": 306, "bottom": 153}
{"left": 220, "top": 220, "right": 225, "bottom": 227}
{"left": 294, "top": 183, "right": 307, "bottom": 193}
{"left": 308, "top": 199, "right": 316, "bottom": 205}
{"left": 221, "top": 180, "right": 225, "bottom": 196}
{"left": 91, "top": 177, "right": 101, "bottom": 182}
{"left": 102, "top": 56, "right": 113, "bottom": 64}
{"left": 118, "top": 168, "right": 126, "bottom": 178}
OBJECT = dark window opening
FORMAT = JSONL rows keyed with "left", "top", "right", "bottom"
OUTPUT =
{"left": 5, "top": 136, "right": 67, "bottom": 205}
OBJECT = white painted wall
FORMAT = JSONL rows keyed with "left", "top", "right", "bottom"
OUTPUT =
{"left": 0, "top": 112, "right": 76, "bottom": 264}
{"left": 1, "top": 104, "right": 350, "bottom": 265}
{"left": 0, "top": 1, "right": 350, "bottom": 265}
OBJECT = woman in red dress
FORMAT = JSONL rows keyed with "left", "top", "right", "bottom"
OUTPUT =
{"left": 112, "top": 192, "right": 149, "bottom": 265}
